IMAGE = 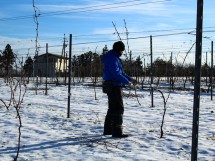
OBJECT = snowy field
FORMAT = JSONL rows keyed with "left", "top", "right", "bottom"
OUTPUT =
{"left": 0, "top": 79, "right": 215, "bottom": 161}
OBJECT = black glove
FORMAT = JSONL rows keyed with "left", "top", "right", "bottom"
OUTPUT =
{"left": 130, "top": 78, "right": 137, "bottom": 85}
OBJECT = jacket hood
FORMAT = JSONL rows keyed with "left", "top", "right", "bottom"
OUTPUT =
{"left": 101, "top": 50, "right": 118, "bottom": 64}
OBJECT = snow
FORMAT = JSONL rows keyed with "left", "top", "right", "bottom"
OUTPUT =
{"left": 0, "top": 79, "right": 215, "bottom": 161}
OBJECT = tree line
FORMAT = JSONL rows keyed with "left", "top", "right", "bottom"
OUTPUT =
{"left": 0, "top": 44, "right": 34, "bottom": 79}
{"left": 0, "top": 44, "right": 214, "bottom": 85}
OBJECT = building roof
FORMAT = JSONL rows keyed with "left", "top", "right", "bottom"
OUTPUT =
{"left": 35, "top": 53, "right": 68, "bottom": 59}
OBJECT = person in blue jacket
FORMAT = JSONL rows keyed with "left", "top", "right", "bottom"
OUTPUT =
{"left": 101, "top": 41, "right": 136, "bottom": 137}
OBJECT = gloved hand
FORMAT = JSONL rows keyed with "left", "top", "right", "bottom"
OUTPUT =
{"left": 127, "top": 83, "right": 135, "bottom": 89}
{"left": 130, "top": 78, "right": 137, "bottom": 85}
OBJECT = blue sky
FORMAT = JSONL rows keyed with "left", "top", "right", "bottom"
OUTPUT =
{"left": 0, "top": 0, "right": 214, "bottom": 64}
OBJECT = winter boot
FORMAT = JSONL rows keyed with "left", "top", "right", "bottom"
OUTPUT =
{"left": 111, "top": 114, "right": 128, "bottom": 138}
{"left": 112, "top": 125, "right": 128, "bottom": 138}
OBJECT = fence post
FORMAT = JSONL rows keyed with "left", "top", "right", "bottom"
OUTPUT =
{"left": 211, "top": 41, "right": 213, "bottom": 100}
{"left": 206, "top": 52, "right": 208, "bottom": 86}
{"left": 150, "top": 35, "right": 154, "bottom": 107}
{"left": 45, "top": 43, "right": 48, "bottom": 95}
{"left": 67, "top": 34, "right": 72, "bottom": 118}
{"left": 191, "top": 0, "right": 204, "bottom": 160}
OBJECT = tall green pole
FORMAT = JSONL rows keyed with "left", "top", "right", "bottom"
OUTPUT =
{"left": 191, "top": 0, "right": 204, "bottom": 160}
{"left": 45, "top": 43, "right": 48, "bottom": 95}
{"left": 211, "top": 41, "right": 213, "bottom": 100}
{"left": 150, "top": 35, "right": 154, "bottom": 107}
{"left": 67, "top": 34, "right": 72, "bottom": 118}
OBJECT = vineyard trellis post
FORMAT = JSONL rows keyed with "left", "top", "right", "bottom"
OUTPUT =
{"left": 206, "top": 52, "right": 208, "bottom": 86}
{"left": 45, "top": 43, "right": 48, "bottom": 95}
{"left": 150, "top": 35, "right": 154, "bottom": 107}
{"left": 211, "top": 41, "right": 213, "bottom": 100}
{"left": 63, "top": 34, "right": 67, "bottom": 85}
{"left": 170, "top": 52, "right": 174, "bottom": 90}
{"left": 191, "top": 0, "right": 204, "bottom": 161}
{"left": 67, "top": 34, "right": 72, "bottom": 118}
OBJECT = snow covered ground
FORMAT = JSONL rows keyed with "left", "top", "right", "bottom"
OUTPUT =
{"left": 0, "top": 79, "right": 214, "bottom": 161}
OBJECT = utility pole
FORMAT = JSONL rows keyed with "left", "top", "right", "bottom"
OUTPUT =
{"left": 63, "top": 34, "right": 67, "bottom": 85}
{"left": 191, "top": 0, "right": 204, "bottom": 161}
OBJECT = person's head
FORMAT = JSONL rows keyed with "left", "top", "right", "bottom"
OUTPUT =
{"left": 113, "top": 41, "right": 125, "bottom": 56}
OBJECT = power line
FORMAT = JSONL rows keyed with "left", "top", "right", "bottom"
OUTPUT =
{"left": 36, "top": 0, "right": 171, "bottom": 17}
{"left": 4, "top": 29, "right": 214, "bottom": 52}
{"left": 63, "top": 26, "right": 215, "bottom": 38}
{"left": 73, "top": 30, "right": 198, "bottom": 46}
{"left": 10, "top": 30, "right": 191, "bottom": 51}
{"left": 0, "top": 0, "right": 171, "bottom": 21}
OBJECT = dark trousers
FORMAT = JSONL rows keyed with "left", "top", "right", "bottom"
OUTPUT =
{"left": 104, "top": 86, "right": 124, "bottom": 135}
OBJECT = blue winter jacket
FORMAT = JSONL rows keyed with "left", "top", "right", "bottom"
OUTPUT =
{"left": 101, "top": 50, "right": 131, "bottom": 86}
